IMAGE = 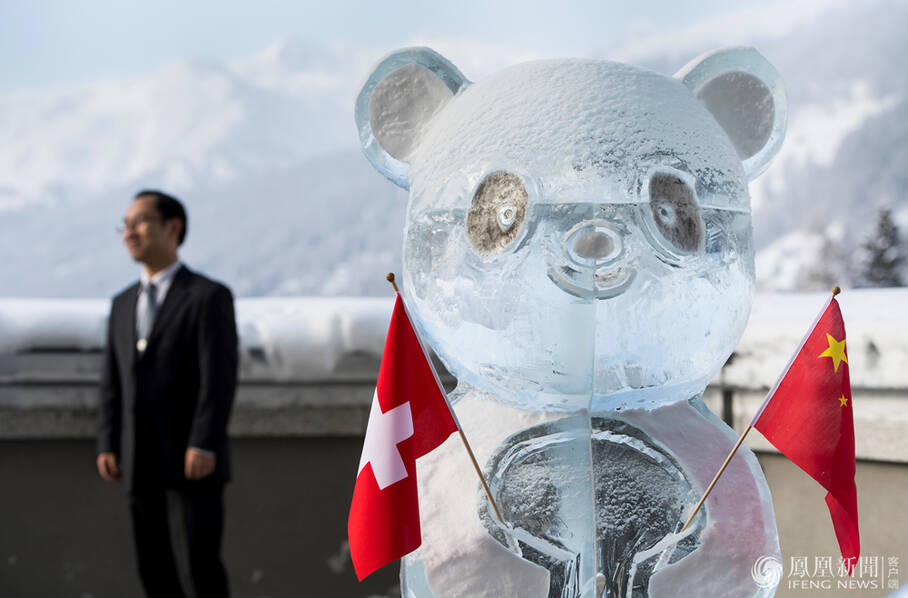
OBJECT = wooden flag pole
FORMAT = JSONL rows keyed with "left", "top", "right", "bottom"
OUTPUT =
{"left": 682, "top": 283, "right": 843, "bottom": 532}
{"left": 385, "top": 273, "right": 505, "bottom": 524}
{"left": 385, "top": 272, "right": 400, "bottom": 293}
{"left": 681, "top": 424, "right": 752, "bottom": 532}
{"left": 457, "top": 428, "right": 505, "bottom": 524}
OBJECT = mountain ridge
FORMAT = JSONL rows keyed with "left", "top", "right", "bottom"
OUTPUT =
{"left": 1, "top": 0, "right": 905, "bottom": 296}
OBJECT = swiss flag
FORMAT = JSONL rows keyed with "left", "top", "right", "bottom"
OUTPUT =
{"left": 753, "top": 296, "right": 859, "bottom": 573}
{"left": 348, "top": 293, "right": 459, "bottom": 580}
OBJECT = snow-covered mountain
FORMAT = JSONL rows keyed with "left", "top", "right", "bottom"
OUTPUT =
{"left": 0, "top": 0, "right": 905, "bottom": 297}
{"left": 603, "top": 0, "right": 908, "bottom": 289}
{"left": 0, "top": 40, "right": 375, "bottom": 209}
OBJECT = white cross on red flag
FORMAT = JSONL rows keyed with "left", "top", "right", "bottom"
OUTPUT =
{"left": 348, "top": 293, "right": 459, "bottom": 580}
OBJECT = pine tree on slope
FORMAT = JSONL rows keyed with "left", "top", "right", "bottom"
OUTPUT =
{"left": 859, "top": 208, "right": 905, "bottom": 287}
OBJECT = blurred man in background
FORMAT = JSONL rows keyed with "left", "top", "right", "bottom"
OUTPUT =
{"left": 97, "top": 190, "right": 238, "bottom": 598}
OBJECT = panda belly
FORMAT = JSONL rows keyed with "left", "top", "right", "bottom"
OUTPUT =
{"left": 404, "top": 389, "right": 779, "bottom": 598}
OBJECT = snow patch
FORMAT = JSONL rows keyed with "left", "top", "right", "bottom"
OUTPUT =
{"left": 725, "top": 288, "right": 908, "bottom": 390}
{"left": 755, "top": 230, "right": 824, "bottom": 291}
{"left": 751, "top": 80, "right": 901, "bottom": 210}
{"left": 0, "top": 296, "right": 393, "bottom": 381}
{"left": 0, "top": 299, "right": 109, "bottom": 353}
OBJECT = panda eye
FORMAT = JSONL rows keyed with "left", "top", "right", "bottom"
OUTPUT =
{"left": 647, "top": 171, "right": 702, "bottom": 253}
{"left": 467, "top": 171, "right": 528, "bottom": 254}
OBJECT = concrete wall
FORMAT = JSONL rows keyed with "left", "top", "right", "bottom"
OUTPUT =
{"left": 2, "top": 345, "right": 906, "bottom": 597}
{"left": 0, "top": 348, "right": 442, "bottom": 598}
{"left": 763, "top": 455, "right": 907, "bottom": 597}
{"left": 0, "top": 437, "right": 400, "bottom": 598}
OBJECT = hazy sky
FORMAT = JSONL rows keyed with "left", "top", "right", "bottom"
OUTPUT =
{"left": 1, "top": 0, "right": 778, "bottom": 91}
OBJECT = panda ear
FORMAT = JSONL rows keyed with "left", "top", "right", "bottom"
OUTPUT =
{"left": 355, "top": 47, "right": 469, "bottom": 190}
{"left": 675, "top": 47, "right": 787, "bottom": 181}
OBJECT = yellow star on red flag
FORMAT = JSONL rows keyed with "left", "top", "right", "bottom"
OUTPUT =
{"left": 753, "top": 297, "right": 860, "bottom": 573}
{"left": 818, "top": 333, "right": 848, "bottom": 373}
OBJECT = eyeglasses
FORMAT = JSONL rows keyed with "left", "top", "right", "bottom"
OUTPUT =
{"left": 116, "top": 214, "right": 161, "bottom": 234}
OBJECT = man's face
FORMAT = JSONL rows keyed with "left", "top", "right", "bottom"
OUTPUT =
{"left": 122, "top": 196, "right": 179, "bottom": 263}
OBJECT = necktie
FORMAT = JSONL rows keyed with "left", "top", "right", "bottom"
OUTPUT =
{"left": 137, "top": 282, "right": 158, "bottom": 353}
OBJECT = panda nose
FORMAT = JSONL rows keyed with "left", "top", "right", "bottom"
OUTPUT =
{"left": 565, "top": 221, "right": 623, "bottom": 266}
{"left": 573, "top": 230, "right": 614, "bottom": 259}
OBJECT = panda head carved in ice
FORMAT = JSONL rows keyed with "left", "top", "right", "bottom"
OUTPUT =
{"left": 357, "top": 47, "right": 786, "bottom": 410}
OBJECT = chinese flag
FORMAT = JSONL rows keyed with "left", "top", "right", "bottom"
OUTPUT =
{"left": 752, "top": 296, "right": 859, "bottom": 573}
{"left": 348, "top": 294, "right": 459, "bottom": 580}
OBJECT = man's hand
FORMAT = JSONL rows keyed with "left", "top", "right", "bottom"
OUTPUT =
{"left": 184, "top": 448, "right": 216, "bottom": 480}
{"left": 97, "top": 452, "right": 120, "bottom": 481}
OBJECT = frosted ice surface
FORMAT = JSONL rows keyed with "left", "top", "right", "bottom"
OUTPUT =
{"left": 480, "top": 417, "right": 705, "bottom": 597}
{"left": 357, "top": 45, "right": 787, "bottom": 597}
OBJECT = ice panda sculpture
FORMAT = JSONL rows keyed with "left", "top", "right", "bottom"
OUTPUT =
{"left": 355, "top": 46, "right": 787, "bottom": 598}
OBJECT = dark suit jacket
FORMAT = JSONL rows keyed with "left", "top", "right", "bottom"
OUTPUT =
{"left": 98, "top": 265, "right": 238, "bottom": 494}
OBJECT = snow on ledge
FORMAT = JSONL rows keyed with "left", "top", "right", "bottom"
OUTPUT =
{"left": 0, "top": 297, "right": 394, "bottom": 380}
{"left": 725, "top": 288, "right": 908, "bottom": 390}
{"left": 0, "top": 289, "right": 905, "bottom": 388}
{"left": 0, "top": 299, "right": 110, "bottom": 354}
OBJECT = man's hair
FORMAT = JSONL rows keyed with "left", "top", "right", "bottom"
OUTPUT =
{"left": 134, "top": 189, "right": 188, "bottom": 246}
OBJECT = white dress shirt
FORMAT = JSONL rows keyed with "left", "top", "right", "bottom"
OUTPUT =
{"left": 135, "top": 259, "right": 183, "bottom": 338}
